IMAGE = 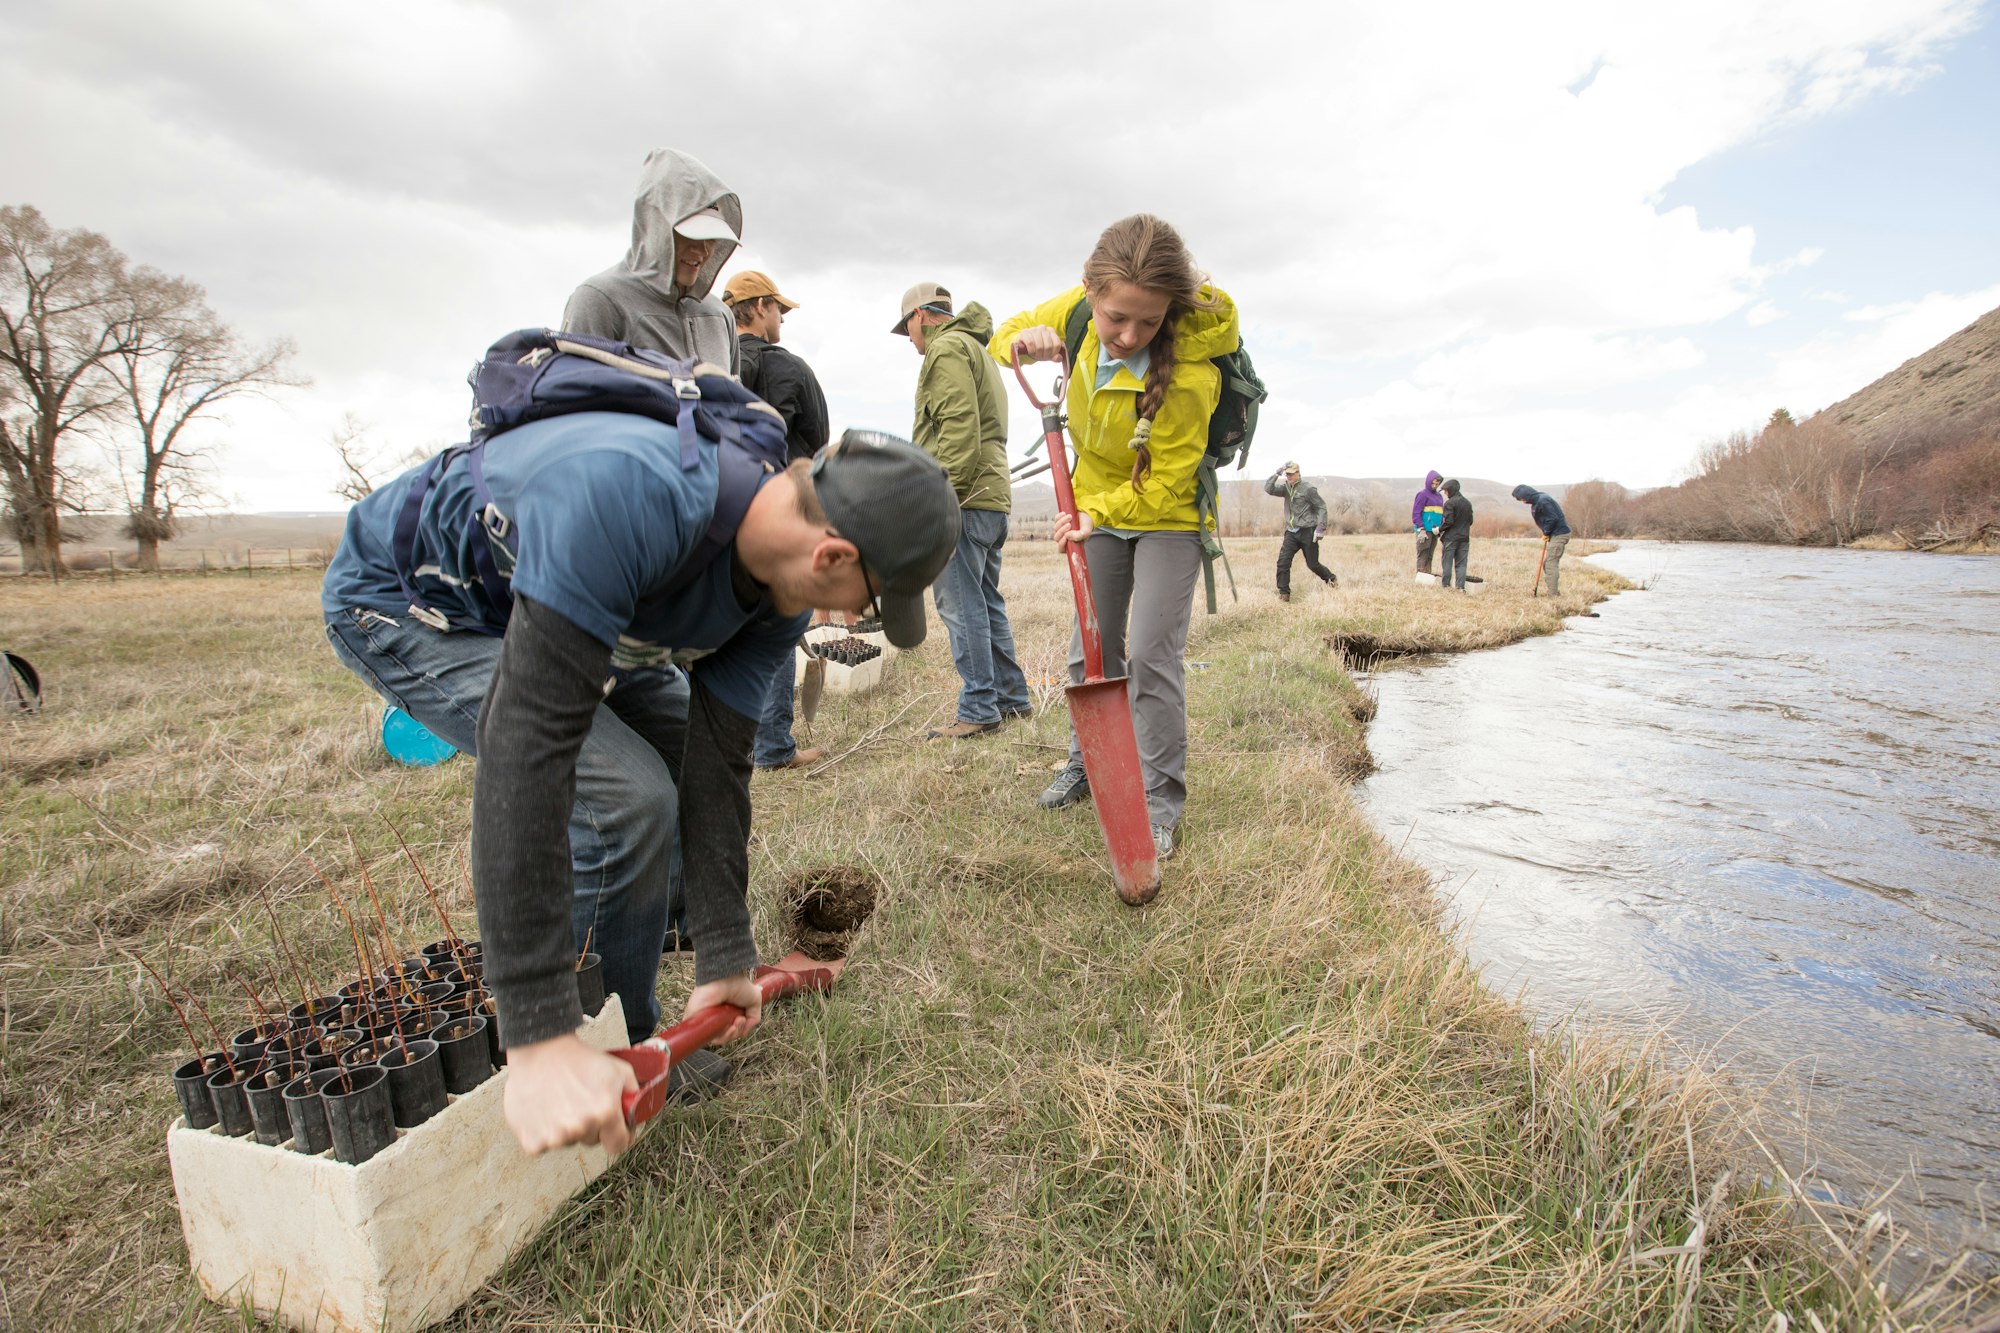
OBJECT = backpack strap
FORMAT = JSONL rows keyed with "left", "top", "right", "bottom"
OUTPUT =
{"left": 1062, "top": 298, "right": 1091, "bottom": 366}
{"left": 392, "top": 442, "right": 508, "bottom": 635}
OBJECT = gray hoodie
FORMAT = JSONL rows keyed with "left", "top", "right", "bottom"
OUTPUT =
{"left": 562, "top": 149, "right": 742, "bottom": 371}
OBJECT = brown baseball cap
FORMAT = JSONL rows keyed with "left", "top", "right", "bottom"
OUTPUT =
{"left": 891, "top": 281, "right": 952, "bottom": 335}
{"left": 722, "top": 270, "right": 797, "bottom": 310}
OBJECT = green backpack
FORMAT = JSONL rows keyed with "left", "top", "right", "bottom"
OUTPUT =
{"left": 1062, "top": 299, "right": 1268, "bottom": 612}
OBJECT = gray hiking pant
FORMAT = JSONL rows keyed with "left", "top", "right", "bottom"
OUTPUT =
{"left": 1542, "top": 533, "right": 1571, "bottom": 595}
{"left": 1065, "top": 529, "right": 1202, "bottom": 829}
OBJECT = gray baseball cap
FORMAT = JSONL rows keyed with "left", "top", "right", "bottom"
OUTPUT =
{"left": 810, "top": 430, "right": 960, "bottom": 648}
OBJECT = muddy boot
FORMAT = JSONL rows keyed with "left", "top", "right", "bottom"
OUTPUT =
{"left": 664, "top": 1048, "right": 732, "bottom": 1105}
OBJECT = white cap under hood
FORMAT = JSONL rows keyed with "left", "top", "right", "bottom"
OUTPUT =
{"left": 624, "top": 148, "right": 743, "bottom": 303}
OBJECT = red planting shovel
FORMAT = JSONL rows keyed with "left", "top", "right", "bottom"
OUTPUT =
{"left": 612, "top": 953, "right": 844, "bottom": 1127}
{"left": 1011, "top": 348, "right": 1162, "bottom": 906}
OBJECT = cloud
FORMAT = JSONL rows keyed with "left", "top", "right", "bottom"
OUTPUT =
{"left": 0, "top": 0, "right": 1987, "bottom": 505}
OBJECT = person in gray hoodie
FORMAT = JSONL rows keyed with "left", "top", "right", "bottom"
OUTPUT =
{"left": 563, "top": 148, "right": 743, "bottom": 372}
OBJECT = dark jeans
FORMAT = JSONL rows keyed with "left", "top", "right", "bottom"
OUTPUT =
{"left": 932, "top": 508, "right": 1031, "bottom": 725}
{"left": 1276, "top": 528, "right": 1335, "bottom": 593}
{"left": 325, "top": 607, "right": 687, "bottom": 1042}
{"left": 752, "top": 651, "right": 800, "bottom": 767}
{"left": 1415, "top": 529, "right": 1438, "bottom": 573}
{"left": 1440, "top": 538, "right": 1469, "bottom": 590}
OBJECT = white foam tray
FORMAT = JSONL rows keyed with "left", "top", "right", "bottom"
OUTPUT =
{"left": 169, "top": 998, "right": 631, "bottom": 1333}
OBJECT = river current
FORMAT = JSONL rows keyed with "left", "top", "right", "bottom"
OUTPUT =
{"left": 1358, "top": 540, "right": 2000, "bottom": 1264}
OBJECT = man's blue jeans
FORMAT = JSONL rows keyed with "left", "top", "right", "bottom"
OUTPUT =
{"left": 752, "top": 654, "right": 798, "bottom": 767}
{"left": 325, "top": 607, "right": 687, "bottom": 1042}
{"left": 931, "top": 508, "right": 1031, "bottom": 725}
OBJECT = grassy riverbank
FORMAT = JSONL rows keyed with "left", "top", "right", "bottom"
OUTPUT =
{"left": 2, "top": 535, "right": 1992, "bottom": 1330}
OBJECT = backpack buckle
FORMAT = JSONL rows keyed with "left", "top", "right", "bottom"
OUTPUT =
{"left": 407, "top": 603, "right": 451, "bottom": 632}
{"left": 672, "top": 376, "right": 700, "bottom": 401}
{"left": 481, "top": 503, "right": 510, "bottom": 542}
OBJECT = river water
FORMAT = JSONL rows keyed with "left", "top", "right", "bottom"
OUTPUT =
{"left": 1357, "top": 540, "right": 2000, "bottom": 1265}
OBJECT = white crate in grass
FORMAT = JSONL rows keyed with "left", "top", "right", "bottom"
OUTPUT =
{"left": 793, "top": 623, "right": 895, "bottom": 694}
{"left": 169, "top": 997, "right": 630, "bottom": 1333}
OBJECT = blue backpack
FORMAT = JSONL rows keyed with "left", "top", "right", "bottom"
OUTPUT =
{"left": 393, "top": 329, "right": 791, "bottom": 634}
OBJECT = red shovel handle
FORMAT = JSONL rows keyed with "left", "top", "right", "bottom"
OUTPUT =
{"left": 614, "top": 961, "right": 837, "bottom": 1126}
{"left": 1010, "top": 346, "right": 1106, "bottom": 682}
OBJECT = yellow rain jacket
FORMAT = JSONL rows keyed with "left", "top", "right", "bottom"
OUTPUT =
{"left": 992, "top": 284, "right": 1239, "bottom": 532}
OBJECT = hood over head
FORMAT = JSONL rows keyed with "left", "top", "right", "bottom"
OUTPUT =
{"left": 1511, "top": 484, "right": 1539, "bottom": 502}
{"left": 1426, "top": 470, "right": 1443, "bottom": 490}
{"left": 1441, "top": 478, "right": 1462, "bottom": 496}
{"left": 625, "top": 148, "right": 742, "bottom": 303}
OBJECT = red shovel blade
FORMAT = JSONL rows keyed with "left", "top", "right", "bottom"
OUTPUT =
{"left": 1067, "top": 677, "right": 1161, "bottom": 906}
{"left": 613, "top": 952, "right": 841, "bottom": 1127}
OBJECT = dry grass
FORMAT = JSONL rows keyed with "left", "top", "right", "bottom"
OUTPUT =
{"left": 2, "top": 540, "right": 1993, "bottom": 1330}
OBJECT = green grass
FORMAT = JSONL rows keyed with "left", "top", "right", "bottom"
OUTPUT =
{"left": 1, "top": 539, "right": 1992, "bottom": 1330}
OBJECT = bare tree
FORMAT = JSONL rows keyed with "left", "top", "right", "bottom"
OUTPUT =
{"left": 104, "top": 271, "right": 304, "bottom": 570}
{"left": 0, "top": 206, "right": 134, "bottom": 577}
{"left": 328, "top": 412, "right": 426, "bottom": 503}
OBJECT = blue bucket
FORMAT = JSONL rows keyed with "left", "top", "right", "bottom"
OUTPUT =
{"left": 380, "top": 707, "right": 457, "bottom": 767}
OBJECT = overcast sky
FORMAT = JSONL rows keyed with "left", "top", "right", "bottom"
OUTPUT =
{"left": 5, "top": 0, "right": 1997, "bottom": 511}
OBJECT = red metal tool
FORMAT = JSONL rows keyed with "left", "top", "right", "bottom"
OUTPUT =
{"left": 1011, "top": 347, "right": 1162, "bottom": 906}
{"left": 612, "top": 953, "right": 844, "bottom": 1127}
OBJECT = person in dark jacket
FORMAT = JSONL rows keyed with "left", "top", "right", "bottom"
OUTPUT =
{"left": 1411, "top": 470, "right": 1444, "bottom": 576}
{"left": 726, "top": 270, "right": 829, "bottom": 466}
{"left": 1264, "top": 461, "right": 1337, "bottom": 601}
{"left": 1437, "top": 478, "right": 1473, "bottom": 591}
{"left": 726, "top": 270, "right": 833, "bottom": 772}
{"left": 1511, "top": 484, "right": 1572, "bottom": 594}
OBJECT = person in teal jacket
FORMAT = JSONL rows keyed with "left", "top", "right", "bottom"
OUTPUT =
{"left": 1412, "top": 470, "right": 1444, "bottom": 576}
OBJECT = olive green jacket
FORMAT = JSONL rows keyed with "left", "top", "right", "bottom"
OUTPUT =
{"left": 914, "top": 304, "right": 1011, "bottom": 514}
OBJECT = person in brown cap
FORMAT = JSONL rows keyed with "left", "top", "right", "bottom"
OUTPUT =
{"left": 896, "top": 282, "right": 1031, "bottom": 740}
{"left": 724, "top": 270, "right": 833, "bottom": 771}
{"left": 724, "top": 271, "right": 828, "bottom": 466}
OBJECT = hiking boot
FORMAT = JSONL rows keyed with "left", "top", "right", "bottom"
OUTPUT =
{"left": 925, "top": 720, "right": 1000, "bottom": 741}
{"left": 1321, "top": 573, "right": 1338, "bottom": 587}
{"left": 1152, "top": 822, "right": 1177, "bottom": 861}
{"left": 663, "top": 1048, "right": 732, "bottom": 1106}
{"left": 1037, "top": 761, "right": 1091, "bottom": 809}
{"left": 999, "top": 705, "right": 1035, "bottom": 722}
{"left": 756, "top": 746, "right": 826, "bottom": 772}
{"left": 1277, "top": 590, "right": 1291, "bottom": 603}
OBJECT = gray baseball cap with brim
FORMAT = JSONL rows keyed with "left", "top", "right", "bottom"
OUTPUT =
{"left": 810, "top": 430, "right": 961, "bottom": 648}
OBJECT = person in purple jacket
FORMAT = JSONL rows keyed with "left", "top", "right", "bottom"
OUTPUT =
{"left": 1411, "top": 470, "right": 1444, "bottom": 576}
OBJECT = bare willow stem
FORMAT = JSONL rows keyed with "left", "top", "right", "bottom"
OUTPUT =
{"left": 258, "top": 886, "right": 318, "bottom": 1011}
{"left": 391, "top": 823, "right": 462, "bottom": 955}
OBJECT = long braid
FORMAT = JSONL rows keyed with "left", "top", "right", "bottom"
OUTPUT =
{"left": 1128, "top": 318, "right": 1180, "bottom": 492}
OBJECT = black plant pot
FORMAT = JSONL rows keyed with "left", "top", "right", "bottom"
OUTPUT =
{"left": 338, "top": 1037, "right": 399, "bottom": 1070}
{"left": 301, "top": 1029, "right": 362, "bottom": 1068}
{"left": 246, "top": 1061, "right": 306, "bottom": 1146}
{"left": 409, "top": 980, "right": 456, "bottom": 1012}
{"left": 322, "top": 1066, "right": 396, "bottom": 1165}
{"left": 205, "top": 1062, "right": 259, "bottom": 1137}
{"left": 284, "top": 1069, "right": 336, "bottom": 1155}
{"left": 574, "top": 952, "right": 606, "bottom": 1018}
{"left": 379, "top": 1039, "right": 446, "bottom": 1128}
{"left": 262, "top": 1027, "right": 323, "bottom": 1063}
{"left": 172, "top": 1053, "right": 229, "bottom": 1130}
{"left": 479, "top": 995, "right": 505, "bottom": 1068}
{"left": 429, "top": 1014, "right": 492, "bottom": 1094}
{"left": 230, "top": 1021, "right": 287, "bottom": 1064}
{"left": 288, "top": 995, "right": 342, "bottom": 1029}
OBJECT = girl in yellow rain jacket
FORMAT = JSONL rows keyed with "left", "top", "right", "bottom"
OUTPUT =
{"left": 992, "top": 214, "right": 1240, "bottom": 862}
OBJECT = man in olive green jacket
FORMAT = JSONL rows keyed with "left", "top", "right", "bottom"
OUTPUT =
{"left": 896, "top": 282, "right": 1031, "bottom": 739}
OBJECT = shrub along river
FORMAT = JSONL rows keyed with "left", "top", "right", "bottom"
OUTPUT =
{"left": 1360, "top": 540, "right": 2000, "bottom": 1268}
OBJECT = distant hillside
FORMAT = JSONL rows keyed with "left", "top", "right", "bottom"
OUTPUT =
{"left": 1818, "top": 304, "right": 2000, "bottom": 443}
{"left": 1012, "top": 474, "right": 1541, "bottom": 536}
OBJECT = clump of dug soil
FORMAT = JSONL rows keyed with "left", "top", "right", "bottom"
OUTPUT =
{"left": 779, "top": 865, "right": 879, "bottom": 960}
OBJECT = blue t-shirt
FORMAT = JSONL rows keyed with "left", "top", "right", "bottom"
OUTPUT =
{"left": 322, "top": 411, "right": 806, "bottom": 718}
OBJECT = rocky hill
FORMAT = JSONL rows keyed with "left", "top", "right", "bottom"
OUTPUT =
{"left": 1818, "top": 303, "right": 2000, "bottom": 443}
